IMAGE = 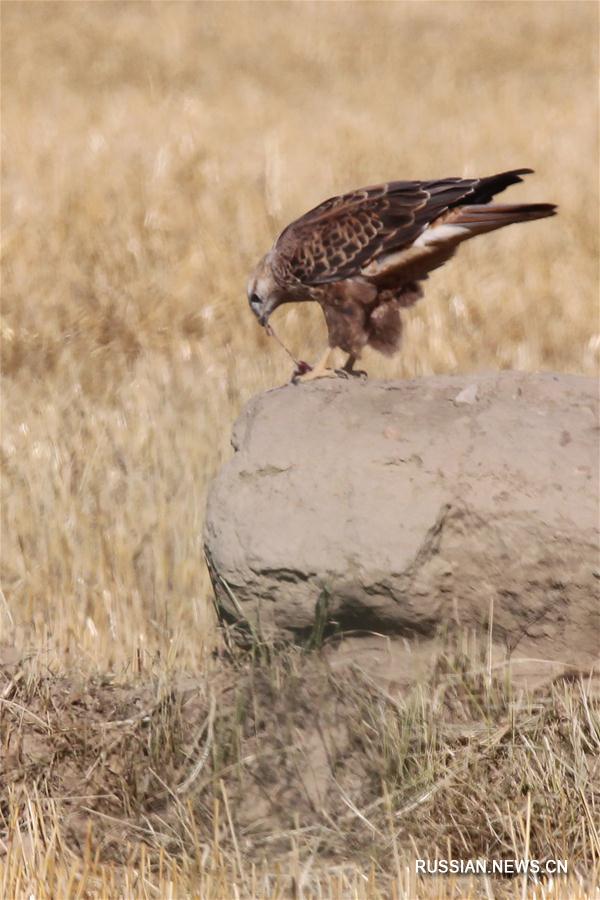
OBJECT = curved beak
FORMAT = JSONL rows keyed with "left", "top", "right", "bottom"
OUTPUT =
{"left": 256, "top": 297, "right": 279, "bottom": 327}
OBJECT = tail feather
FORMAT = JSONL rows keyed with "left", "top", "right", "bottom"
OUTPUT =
{"left": 451, "top": 202, "right": 557, "bottom": 235}
{"left": 461, "top": 168, "right": 534, "bottom": 206}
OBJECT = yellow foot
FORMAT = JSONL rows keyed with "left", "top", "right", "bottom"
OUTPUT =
{"left": 293, "top": 366, "right": 342, "bottom": 383}
{"left": 292, "top": 347, "right": 337, "bottom": 383}
{"left": 291, "top": 348, "right": 368, "bottom": 383}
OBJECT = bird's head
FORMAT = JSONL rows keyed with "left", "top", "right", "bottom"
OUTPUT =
{"left": 246, "top": 252, "right": 285, "bottom": 327}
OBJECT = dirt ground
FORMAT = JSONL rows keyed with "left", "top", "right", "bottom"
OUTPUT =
{"left": 2, "top": 637, "right": 599, "bottom": 896}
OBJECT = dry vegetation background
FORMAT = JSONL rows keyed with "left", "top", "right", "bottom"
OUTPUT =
{"left": 1, "top": 0, "right": 599, "bottom": 670}
{"left": 1, "top": 2, "right": 599, "bottom": 897}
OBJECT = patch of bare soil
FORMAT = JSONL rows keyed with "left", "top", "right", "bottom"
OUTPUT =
{"left": 1, "top": 641, "right": 599, "bottom": 889}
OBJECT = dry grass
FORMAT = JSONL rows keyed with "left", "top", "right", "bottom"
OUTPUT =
{"left": 2, "top": 0, "right": 598, "bottom": 670}
{"left": 1, "top": 1, "right": 599, "bottom": 895}
{"left": 1, "top": 640, "right": 599, "bottom": 898}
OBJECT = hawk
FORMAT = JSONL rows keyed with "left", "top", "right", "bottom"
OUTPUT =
{"left": 247, "top": 169, "right": 556, "bottom": 380}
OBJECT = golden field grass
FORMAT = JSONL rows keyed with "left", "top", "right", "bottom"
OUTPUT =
{"left": 2, "top": 639, "right": 600, "bottom": 899}
{"left": 1, "top": 0, "right": 599, "bottom": 670}
{"left": 1, "top": 1, "right": 599, "bottom": 896}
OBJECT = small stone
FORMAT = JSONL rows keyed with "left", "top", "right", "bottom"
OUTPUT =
{"left": 453, "top": 383, "right": 479, "bottom": 405}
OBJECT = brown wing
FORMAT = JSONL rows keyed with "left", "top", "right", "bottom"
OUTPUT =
{"left": 363, "top": 200, "right": 557, "bottom": 287}
{"left": 272, "top": 169, "right": 534, "bottom": 287}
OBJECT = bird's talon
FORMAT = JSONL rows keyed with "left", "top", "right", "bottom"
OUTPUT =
{"left": 293, "top": 368, "right": 339, "bottom": 383}
{"left": 340, "top": 367, "right": 368, "bottom": 379}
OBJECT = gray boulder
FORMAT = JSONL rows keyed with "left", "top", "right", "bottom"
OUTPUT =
{"left": 204, "top": 372, "right": 599, "bottom": 676}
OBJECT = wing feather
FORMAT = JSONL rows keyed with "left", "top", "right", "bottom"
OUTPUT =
{"left": 363, "top": 198, "right": 556, "bottom": 287}
{"left": 273, "top": 170, "right": 533, "bottom": 286}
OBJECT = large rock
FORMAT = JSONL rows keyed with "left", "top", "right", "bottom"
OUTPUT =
{"left": 204, "top": 372, "right": 599, "bottom": 677}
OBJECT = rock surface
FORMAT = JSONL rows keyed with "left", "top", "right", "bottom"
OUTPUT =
{"left": 204, "top": 372, "right": 599, "bottom": 680}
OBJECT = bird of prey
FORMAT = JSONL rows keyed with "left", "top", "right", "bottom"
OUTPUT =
{"left": 247, "top": 169, "right": 556, "bottom": 380}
